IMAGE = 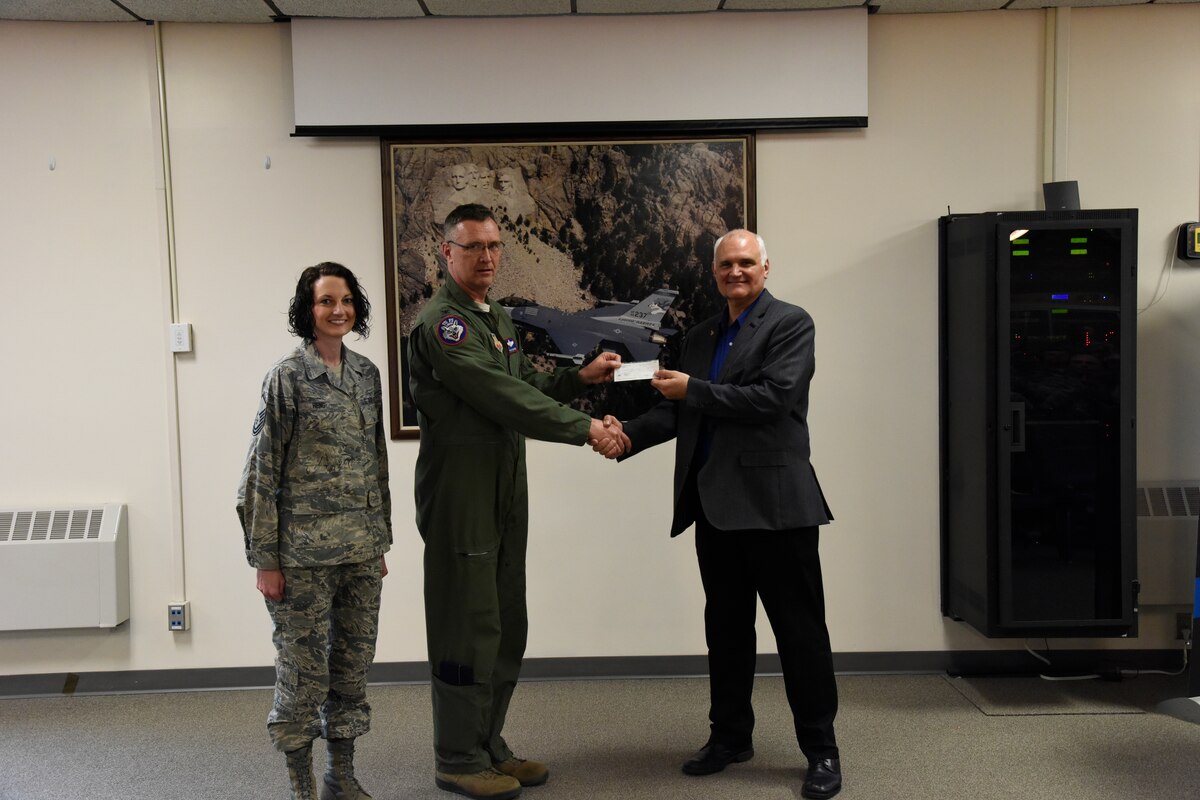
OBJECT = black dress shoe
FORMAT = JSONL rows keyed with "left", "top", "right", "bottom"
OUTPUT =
{"left": 801, "top": 757, "right": 842, "bottom": 799}
{"left": 681, "top": 741, "right": 754, "bottom": 776}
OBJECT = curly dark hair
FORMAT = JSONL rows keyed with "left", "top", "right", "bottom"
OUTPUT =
{"left": 287, "top": 262, "right": 371, "bottom": 341}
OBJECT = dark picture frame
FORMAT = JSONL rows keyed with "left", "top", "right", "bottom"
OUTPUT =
{"left": 381, "top": 133, "right": 756, "bottom": 439}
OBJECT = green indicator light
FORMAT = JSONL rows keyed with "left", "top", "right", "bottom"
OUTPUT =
{"left": 1012, "top": 250, "right": 1030, "bottom": 257}
{"left": 1051, "top": 309, "right": 1069, "bottom": 315}
{"left": 1070, "top": 237, "right": 1088, "bottom": 243}
{"left": 1070, "top": 249, "right": 1088, "bottom": 255}
{"left": 1013, "top": 238, "right": 1030, "bottom": 245}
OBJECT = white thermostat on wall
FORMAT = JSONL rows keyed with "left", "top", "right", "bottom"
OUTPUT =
{"left": 169, "top": 322, "right": 193, "bottom": 353}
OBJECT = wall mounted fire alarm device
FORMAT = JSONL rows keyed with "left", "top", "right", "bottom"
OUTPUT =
{"left": 1179, "top": 222, "right": 1200, "bottom": 260}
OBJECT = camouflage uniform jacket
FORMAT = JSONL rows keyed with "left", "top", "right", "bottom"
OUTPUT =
{"left": 237, "top": 342, "right": 392, "bottom": 569}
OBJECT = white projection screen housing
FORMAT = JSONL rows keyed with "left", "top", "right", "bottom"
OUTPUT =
{"left": 290, "top": 8, "right": 868, "bottom": 136}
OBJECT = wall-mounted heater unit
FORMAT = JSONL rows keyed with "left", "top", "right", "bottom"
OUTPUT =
{"left": 0, "top": 504, "right": 129, "bottom": 630}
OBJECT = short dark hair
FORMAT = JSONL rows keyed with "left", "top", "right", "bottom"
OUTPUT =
{"left": 287, "top": 262, "right": 371, "bottom": 341}
{"left": 443, "top": 203, "right": 497, "bottom": 238}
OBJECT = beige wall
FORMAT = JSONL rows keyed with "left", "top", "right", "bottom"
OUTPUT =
{"left": 1, "top": 6, "right": 1197, "bottom": 676}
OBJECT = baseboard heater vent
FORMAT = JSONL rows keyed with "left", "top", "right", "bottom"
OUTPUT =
{"left": 0, "top": 504, "right": 129, "bottom": 630}
{"left": 1136, "top": 484, "right": 1200, "bottom": 519}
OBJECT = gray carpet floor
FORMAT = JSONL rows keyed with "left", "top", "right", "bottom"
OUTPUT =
{"left": 2, "top": 673, "right": 1199, "bottom": 799}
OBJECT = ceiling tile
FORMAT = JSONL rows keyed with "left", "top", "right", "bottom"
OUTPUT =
{"left": 723, "top": 0, "right": 864, "bottom": 9}
{"left": 277, "top": 1, "right": 425, "bottom": 18}
{"left": 424, "top": 0, "right": 572, "bottom": 15}
{"left": 576, "top": 0, "right": 719, "bottom": 13}
{"left": 872, "top": 0, "right": 1006, "bottom": 12}
{"left": 123, "top": 0, "right": 274, "bottom": 23}
{"left": 0, "top": 0, "right": 135, "bottom": 21}
{"left": 1009, "top": 0, "right": 1150, "bottom": 7}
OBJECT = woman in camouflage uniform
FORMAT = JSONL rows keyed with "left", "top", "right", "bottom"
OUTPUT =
{"left": 237, "top": 263, "right": 392, "bottom": 800}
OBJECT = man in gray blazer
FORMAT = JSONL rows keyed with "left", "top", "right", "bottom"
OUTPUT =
{"left": 609, "top": 229, "right": 842, "bottom": 799}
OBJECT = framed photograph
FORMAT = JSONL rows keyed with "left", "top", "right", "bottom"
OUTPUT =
{"left": 381, "top": 133, "right": 756, "bottom": 439}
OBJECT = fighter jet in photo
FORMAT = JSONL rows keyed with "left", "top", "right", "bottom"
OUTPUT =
{"left": 501, "top": 288, "right": 679, "bottom": 364}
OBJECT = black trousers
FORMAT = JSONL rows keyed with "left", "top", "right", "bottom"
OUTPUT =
{"left": 693, "top": 506, "right": 839, "bottom": 761}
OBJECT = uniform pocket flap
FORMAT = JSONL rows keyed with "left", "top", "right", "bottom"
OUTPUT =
{"left": 286, "top": 496, "right": 368, "bottom": 515}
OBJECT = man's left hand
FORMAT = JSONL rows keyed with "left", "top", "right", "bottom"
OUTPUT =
{"left": 580, "top": 352, "right": 622, "bottom": 384}
{"left": 651, "top": 369, "right": 689, "bottom": 399}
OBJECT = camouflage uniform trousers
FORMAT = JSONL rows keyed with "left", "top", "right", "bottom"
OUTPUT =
{"left": 265, "top": 559, "right": 383, "bottom": 752}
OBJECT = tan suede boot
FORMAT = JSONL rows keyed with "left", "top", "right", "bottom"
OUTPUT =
{"left": 285, "top": 744, "right": 317, "bottom": 800}
{"left": 494, "top": 757, "right": 549, "bottom": 787}
{"left": 320, "top": 738, "right": 372, "bottom": 800}
{"left": 434, "top": 767, "right": 522, "bottom": 799}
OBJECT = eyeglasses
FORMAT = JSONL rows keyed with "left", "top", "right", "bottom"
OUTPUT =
{"left": 447, "top": 240, "right": 504, "bottom": 255}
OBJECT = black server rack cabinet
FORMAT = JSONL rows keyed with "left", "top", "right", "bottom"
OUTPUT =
{"left": 939, "top": 210, "right": 1138, "bottom": 637}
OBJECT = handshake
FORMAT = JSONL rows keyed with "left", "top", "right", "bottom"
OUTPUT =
{"left": 587, "top": 415, "right": 630, "bottom": 460}
{"left": 579, "top": 352, "right": 689, "bottom": 460}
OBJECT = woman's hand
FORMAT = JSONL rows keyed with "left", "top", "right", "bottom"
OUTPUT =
{"left": 257, "top": 568, "right": 285, "bottom": 602}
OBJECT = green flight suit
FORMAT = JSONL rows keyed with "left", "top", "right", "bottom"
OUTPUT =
{"left": 409, "top": 277, "right": 592, "bottom": 773}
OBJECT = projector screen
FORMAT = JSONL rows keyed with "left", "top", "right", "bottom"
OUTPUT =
{"left": 291, "top": 9, "right": 867, "bottom": 136}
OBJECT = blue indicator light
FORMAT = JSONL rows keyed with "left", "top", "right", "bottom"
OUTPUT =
{"left": 1051, "top": 293, "right": 1069, "bottom": 301}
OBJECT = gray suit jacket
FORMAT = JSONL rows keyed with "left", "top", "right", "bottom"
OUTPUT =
{"left": 622, "top": 289, "right": 832, "bottom": 536}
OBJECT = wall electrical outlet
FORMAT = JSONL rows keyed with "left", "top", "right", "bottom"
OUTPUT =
{"left": 169, "top": 322, "right": 193, "bottom": 353}
{"left": 1176, "top": 612, "right": 1192, "bottom": 642}
{"left": 168, "top": 601, "right": 191, "bottom": 632}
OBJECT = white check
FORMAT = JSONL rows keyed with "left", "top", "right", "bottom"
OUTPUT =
{"left": 613, "top": 360, "right": 659, "bottom": 382}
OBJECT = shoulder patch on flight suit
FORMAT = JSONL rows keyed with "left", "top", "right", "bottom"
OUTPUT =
{"left": 437, "top": 315, "right": 468, "bottom": 346}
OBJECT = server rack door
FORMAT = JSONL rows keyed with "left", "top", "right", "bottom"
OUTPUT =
{"left": 996, "top": 222, "right": 1128, "bottom": 628}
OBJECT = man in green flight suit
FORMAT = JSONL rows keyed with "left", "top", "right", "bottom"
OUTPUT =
{"left": 409, "top": 204, "right": 624, "bottom": 800}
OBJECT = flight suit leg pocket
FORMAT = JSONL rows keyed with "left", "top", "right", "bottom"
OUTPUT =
{"left": 441, "top": 535, "right": 501, "bottom": 683}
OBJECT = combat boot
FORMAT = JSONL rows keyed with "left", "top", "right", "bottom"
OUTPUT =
{"left": 494, "top": 757, "right": 549, "bottom": 787}
{"left": 435, "top": 767, "right": 522, "bottom": 800}
{"left": 285, "top": 744, "right": 318, "bottom": 800}
{"left": 320, "top": 738, "right": 373, "bottom": 800}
